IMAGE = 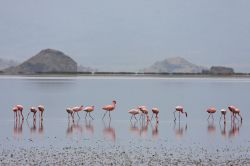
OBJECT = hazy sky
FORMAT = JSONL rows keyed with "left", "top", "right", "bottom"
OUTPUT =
{"left": 0, "top": 0, "right": 250, "bottom": 72}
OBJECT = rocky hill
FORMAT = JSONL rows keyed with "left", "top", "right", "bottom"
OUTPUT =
{"left": 0, "top": 58, "right": 18, "bottom": 70}
{"left": 142, "top": 57, "right": 205, "bottom": 73}
{"left": 4, "top": 49, "right": 77, "bottom": 74}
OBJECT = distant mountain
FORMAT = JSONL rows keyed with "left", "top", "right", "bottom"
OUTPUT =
{"left": 4, "top": 49, "right": 78, "bottom": 74}
{"left": 142, "top": 57, "right": 206, "bottom": 73}
{"left": 0, "top": 58, "right": 18, "bottom": 70}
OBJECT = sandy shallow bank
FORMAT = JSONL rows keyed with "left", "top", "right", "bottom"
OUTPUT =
{"left": 1, "top": 144, "right": 250, "bottom": 166}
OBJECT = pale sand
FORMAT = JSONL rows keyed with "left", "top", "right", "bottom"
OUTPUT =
{"left": 1, "top": 144, "right": 250, "bottom": 165}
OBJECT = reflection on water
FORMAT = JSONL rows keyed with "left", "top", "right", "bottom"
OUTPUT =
{"left": 129, "top": 121, "right": 140, "bottom": 136}
{"left": 84, "top": 119, "right": 94, "bottom": 136}
{"left": 38, "top": 120, "right": 44, "bottom": 135}
{"left": 173, "top": 121, "right": 187, "bottom": 139}
{"left": 219, "top": 122, "right": 227, "bottom": 138}
{"left": 229, "top": 121, "right": 242, "bottom": 138}
{"left": 103, "top": 119, "right": 116, "bottom": 142}
{"left": 26, "top": 119, "right": 37, "bottom": 135}
{"left": 66, "top": 119, "right": 83, "bottom": 137}
{"left": 207, "top": 120, "right": 216, "bottom": 135}
{"left": 152, "top": 121, "right": 159, "bottom": 140}
{"left": 13, "top": 119, "right": 24, "bottom": 139}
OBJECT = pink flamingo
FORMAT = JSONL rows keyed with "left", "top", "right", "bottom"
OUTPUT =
{"left": 16, "top": 105, "right": 24, "bottom": 120}
{"left": 13, "top": 106, "right": 18, "bottom": 120}
{"left": 207, "top": 107, "right": 216, "bottom": 120}
{"left": 102, "top": 100, "right": 116, "bottom": 120}
{"left": 83, "top": 106, "right": 95, "bottom": 120}
{"left": 228, "top": 106, "right": 242, "bottom": 122}
{"left": 138, "top": 106, "right": 150, "bottom": 122}
{"left": 66, "top": 107, "right": 74, "bottom": 120}
{"left": 220, "top": 109, "right": 227, "bottom": 124}
{"left": 27, "top": 107, "right": 37, "bottom": 120}
{"left": 151, "top": 108, "right": 159, "bottom": 121}
{"left": 173, "top": 106, "right": 187, "bottom": 121}
{"left": 38, "top": 105, "right": 45, "bottom": 120}
{"left": 72, "top": 105, "right": 84, "bottom": 119}
{"left": 128, "top": 108, "right": 141, "bottom": 121}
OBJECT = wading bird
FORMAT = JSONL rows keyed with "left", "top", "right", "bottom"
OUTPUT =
{"left": 38, "top": 105, "right": 45, "bottom": 120}
{"left": 151, "top": 108, "right": 159, "bottom": 122}
{"left": 228, "top": 106, "right": 242, "bottom": 122}
{"left": 128, "top": 108, "right": 141, "bottom": 121}
{"left": 102, "top": 100, "right": 116, "bottom": 120}
{"left": 173, "top": 106, "right": 187, "bottom": 121}
{"left": 220, "top": 109, "right": 227, "bottom": 124}
{"left": 27, "top": 107, "right": 37, "bottom": 120}
{"left": 72, "top": 105, "right": 84, "bottom": 119}
{"left": 13, "top": 106, "right": 18, "bottom": 120}
{"left": 207, "top": 107, "right": 216, "bottom": 120}
{"left": 16, "top": 105, "right": 24, "bottom": 120}
{"left": 138, "top": 106, "right": 150, "bottom": 122}
{"left": 66, "top": 107, "right": 74, "bottom": 120}
{"left": 83, "top": 106, "right": 95, "bottom": 120}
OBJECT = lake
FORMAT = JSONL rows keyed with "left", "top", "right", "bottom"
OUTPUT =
{"left": 0, "top": 76, "right": 250, "bottom": 164}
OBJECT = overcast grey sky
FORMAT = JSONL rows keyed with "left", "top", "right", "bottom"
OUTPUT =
{"left": 0, "top": 0, "right": 250, "bottom": 72}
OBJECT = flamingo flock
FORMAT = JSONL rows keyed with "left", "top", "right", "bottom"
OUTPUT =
{"left": 11, "top": 101, "right": 243, "bottom": 125}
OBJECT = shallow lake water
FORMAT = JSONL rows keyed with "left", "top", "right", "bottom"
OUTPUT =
{"left": 0, "top": 76, "right": 250, "bottom": 152}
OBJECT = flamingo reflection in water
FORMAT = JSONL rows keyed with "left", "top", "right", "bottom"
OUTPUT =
{"left": 38, "top": 119, "right": 44, "bottom": 136}
{"left": 229, "top": 120, "right": 242, "bottom": 138}
{"left": 103, "top": 119, "right": 116, "bottom": 142}
{"left": 26, "top": 118, "right": 37, "bottom": 135}
{"left": 173, "top": 121, "right": 187, "bottom": 139}
{"left": 13, "top": 118, "right": 24, "bottom": 139}
{"left": 129, "top": 121, "right": 140, "bottom": 137}
{"left": 66, "top": 119, "right": 83, "bottom": 137}
{"left": 84, "top": 119, "right": 94, "bottom": 136}
{"left": 219, "top": 121, "right": 227, "bottom": 138}
{"left": 207, "top": 120, "right": 216, "bottom": 135}
{"left": 152, "top": 120, "right": 159, "bottom": 140}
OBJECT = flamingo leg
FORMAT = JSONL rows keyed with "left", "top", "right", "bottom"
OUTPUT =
{"left": 20, "top": 111, "right": 24, "bottom": 120}
{"left": 178, "top": 112, "right": 180, "bottom": 121}
{"left": 238, "top": 113, "right": 243, "bottom": 122}
{"left": 102, "top": 111, "right": 107, "bottom": 120}
{"left": 173, "top": 111, "right": 176, "bottom": 121}
{"left": 130, "top": 115, "right": 133, "bottom": 122}
{"left": 151, "top": 114, "right": 154, "bottom": 121}
{"left": 134, "top": 115, "right": 138, "bottom": 121}
{"left": 109, "top": 111, "right": 111, "bottom": 119}
{"left": 89, "top": 112, "right": 94, "bottom": 120}
{"left": 207, "top": 114, "right": 211, "bottom": 120}
{"left": 26, "top": 112, "right": 31, "bottom": 119}
{"left": 77, "top": 112, "right": 80, "bottom": 119}
{"left": 219, "top": 114, "right": 222, "bottom": 122}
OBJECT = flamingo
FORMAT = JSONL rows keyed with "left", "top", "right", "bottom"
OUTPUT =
{"left": 207, "top": 107, "right": 216, "bottom": 120}
{"left": 13, "top": 106, "right": 18, "bottom": 120}
{"left": 151, "top": 108, "right": 159, "bottom": 121}
{"left": 16, "top": 105, "right": 24, "bottom": 120}
{"left": 173, "top": 106, "right": 187, "bottom": 121}
{"left": 72, "top": 105, "right": 84, "bottom": 119}
{"left": 27, "top": 107, "right": 37, "bottom": 119}
{"left": 138, "top": 106, "right": 150, "bottom": 122}
{"left": 128, "top": 108, "right": 141, "bottom": 121}
{"left": 102, "top": 100, "right": 116, "bottom": 120}
{"left": 228, "top": 106, "right": 242, "bottom": 122}
{"left": 38, "top": 105, "right": 45, "bottom": 120}
{"left": 66, "top": 107, "right": 74, "bottom": 120}
{"left": 83, "top": 106, "right": 94, "bottom": 120}
{"left": 220, "top": 109, "right": 227, "bottom": 124}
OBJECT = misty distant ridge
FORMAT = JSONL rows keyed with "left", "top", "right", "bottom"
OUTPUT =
{"left": 142, "top": 57, "right": 206, "bottom": 73}
{"left": 1, "top": 48, "right": 236, "bottom": 75}
{"left": 0, "top": 58, "right": 19, "bottom": 70}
